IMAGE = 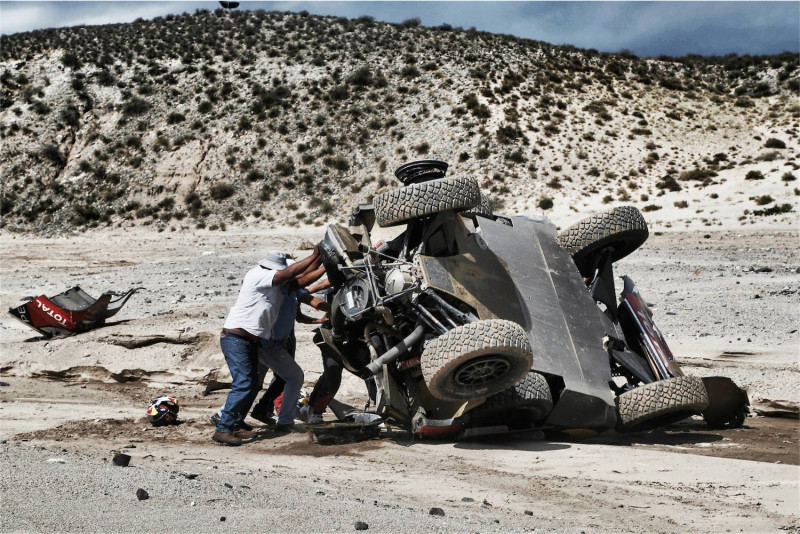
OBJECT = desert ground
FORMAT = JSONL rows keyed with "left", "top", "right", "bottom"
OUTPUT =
{"left": 0, "top": 218, "right": 797, "bottom": 534}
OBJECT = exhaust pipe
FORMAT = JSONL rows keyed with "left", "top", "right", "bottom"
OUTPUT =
{"left": 366, "top": 325, "right": 425, "bottom": 376}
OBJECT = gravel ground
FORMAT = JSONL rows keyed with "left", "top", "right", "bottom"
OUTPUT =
{"left": 0, "top": 225, "right": 798, "bottom": 533}
{"left": 0, "top": 441, "right": 532, "bottom": 534}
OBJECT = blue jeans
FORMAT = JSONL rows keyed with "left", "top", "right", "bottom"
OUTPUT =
{"left": 258, "top": 339, "right": 304, "bottom": 425}
{"left": 217, "top": 334, "right": 259, "bottom": 433}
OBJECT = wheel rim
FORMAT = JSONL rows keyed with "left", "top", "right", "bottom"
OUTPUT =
{"left": 453, "top": 356, "right": 511, "bottom": 386}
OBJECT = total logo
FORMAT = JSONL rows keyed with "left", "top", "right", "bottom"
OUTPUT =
{"left": 34, "top": 298, "right": 69, "bottom": 326}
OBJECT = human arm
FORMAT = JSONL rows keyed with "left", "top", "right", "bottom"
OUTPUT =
{"left": 305, "top": 278, "right": 332, "bottom": 294}
{"left": 293, "top": 265, "right": 326, "bottom": 290}
{"left": 296, "top": 291, "right": 330, "bottom": 324}
{"left": 272, "top": 245, "right": 322, "bottom": 286}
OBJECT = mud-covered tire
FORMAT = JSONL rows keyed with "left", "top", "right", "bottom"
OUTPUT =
{"left": 462, "top": 192, "right": 493, "bottom": 218}
{"left": 557, "top": 205, "right": 649, "bottom": 277}
{"left": 373, "top": 176, "right": 481, "bottom": 227}
{"left": 422, "top": 319, "right": 533, "bottom": 402}
{"left": 616, "top": 376, "right": 709, "bottom": 432}
{"left": 467, "top": 371, "right": 553, "bottom": 428}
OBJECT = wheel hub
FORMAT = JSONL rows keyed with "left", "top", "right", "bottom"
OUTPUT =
{"left": 454, "top": 356, "right": 510, "bottom": 386}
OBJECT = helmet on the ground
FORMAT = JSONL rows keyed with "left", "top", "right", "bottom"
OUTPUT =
{"left": 146, "top": 395, "right": 179, "bottom": 425}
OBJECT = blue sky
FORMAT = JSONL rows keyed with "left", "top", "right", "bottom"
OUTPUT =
{"left": 1, "top": 1, "right": 798, "bottom": 57}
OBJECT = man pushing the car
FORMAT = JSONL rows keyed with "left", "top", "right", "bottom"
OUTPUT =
{"left": 213, "top": 246, "right": 324, "bottom": 446}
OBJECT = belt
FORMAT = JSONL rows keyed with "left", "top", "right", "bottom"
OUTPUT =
{"left": 221, "top": 328, "right": 260, "bottom": 343}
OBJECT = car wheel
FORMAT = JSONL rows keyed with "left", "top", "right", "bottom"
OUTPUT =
{"left": 462, "top": 192, "right": 493, "bottom": 218}
{"left": 556, "top": 205, "right": 649, "bottom": 277}
{"left": 616, "top": 375, "right": 709, "bottom": 432}
{"left": 467, "top": 371, "right": 553, "bottom": 428}
{"left": 372, "top": 176, "right": 481, "bottom": 228}
{"left": 421, "top": 319, "right": 533, "bottom": 402}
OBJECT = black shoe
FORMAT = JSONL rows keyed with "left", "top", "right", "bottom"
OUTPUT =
{"left": 233, "top": 429, "right": 260, "bottom": 439}
{"left": 274, "top": 423, "right": 294, "bottom": 433}
{"left": 251, "top": 409, "right": 276, "bottom": 426}
{"left": 235, "top": 421, "right": 254, "bottom": 432}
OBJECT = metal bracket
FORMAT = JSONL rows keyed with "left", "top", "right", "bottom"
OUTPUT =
{"left": 590, "top": 248, "right": 617, "bottom": 322}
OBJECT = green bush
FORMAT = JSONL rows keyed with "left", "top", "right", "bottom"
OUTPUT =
{"left": 753, "top": 204, "right": 793, "bottom": 216}
{"left": 39, "top": 144, "right": 64, "bottom": 166}
{"left": 656, "top": 176, "right": 681, "bottom": 191}
{"left": 642, "top": 204, "right": 662, "bottom": 212}
{"left": 166, "top": 112, "right": 185, "bottom": 124}
{"left": 754, "top": 195, "right": 773, "bottom": 205}
{"left": 123, "top": 97, "right": 150, "bottom": 117}
{"left": 538, "top": 197, "right": 553, "bottom": 210}
{"left": 764, "top": 138, "right": 786, "bottom": 149}
{"left": 61, "top": 52, "right": 82, "bottom": 70}
{"left": 745, "top": 170, "right": 765, "bottom": 180}
{"left": 209, "top": 182, "right": 236, "bottom": 200}
{"left": 679, "top": 168, "right": 717, "bottom": 181}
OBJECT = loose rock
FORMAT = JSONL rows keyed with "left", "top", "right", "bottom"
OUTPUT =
{"left": 354, "top": 521, "right": 369, "bottom": 530}
{"left": 136, "top": 488, "right": 149, "bottom": 501}
{"left": 429, "top": 507, "right": 445, "bottom": 517}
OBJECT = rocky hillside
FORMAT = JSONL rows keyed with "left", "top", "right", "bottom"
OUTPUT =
{"left": 1, "top": 9, "right": 798, "bottom": 234}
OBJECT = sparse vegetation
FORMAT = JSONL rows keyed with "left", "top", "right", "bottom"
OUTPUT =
{"left": 0, "top": 9, "right": 796, "bottom": 232}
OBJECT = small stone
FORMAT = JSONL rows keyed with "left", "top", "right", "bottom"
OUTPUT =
{"left": 755, "top": 267, "right": 773, "bottom": 273}
{"left": 47, "top": 458, "right": 66, "bottom": 464}
{"left": 136, "top": 488, "right": 149, "bottom": 501}
{"left": 0, "top": 381, "right": 10, "bottom": 386}
{"left": 461, "top": 497, "right": 474, "bottom": 502}
{"left": 524, "top": 510, "right": 533, "bottom": 516}
{"left": 316, "top": 490, "right": 325, "bottom": 496}
{"left": 354, "top": 521, "right": 369, "bottom": 531}
{"left": 190, "top": 501, "right": 196, "bottom": 507}
{"left": 429, "top": 507, "right": 445, "bottom": 517}
{"left": 220, "top": 516, "right": 226, "bottom": 522}
{"left": 112, "top": 453, "right": 131, "bottom": 467}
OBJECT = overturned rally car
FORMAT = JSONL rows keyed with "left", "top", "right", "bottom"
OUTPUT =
{"left": 314, "top": 160, "right": 748, "bottom": 439}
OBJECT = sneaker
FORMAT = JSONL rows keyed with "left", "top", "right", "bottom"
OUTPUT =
{"left": 212, "top": 431, "right": 242, "bottom": 446}
{"left": 298, "top": 405, "right": 323, "bottom": 425}
{"left": 209, "top": 411, "right": 221, "bottom": 426}
{"left": 251, "top": 408, "right": 276, "bottom": 427}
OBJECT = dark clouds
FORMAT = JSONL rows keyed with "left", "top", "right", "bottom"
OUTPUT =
{"left": 1, "top": 1, "right": 798, "bottom": 57}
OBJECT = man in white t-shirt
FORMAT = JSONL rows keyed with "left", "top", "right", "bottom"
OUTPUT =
{"left": 213, "top": 247, "right": 323, "bottom": 446}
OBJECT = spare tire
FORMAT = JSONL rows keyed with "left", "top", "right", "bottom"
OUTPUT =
{"left": 373, "top": 176, "right": 481, "bottom": 228}
{"left": 616, "top": 375, "right": 709, "bottom": 432}
{"left": 556, "top": 205, "right": 649, "bottom": 277}
{"left": 422, "top": 319, "right": 533, "bottom": 402}
{"left": 467, "top": 371, "right": 553, "bottom": 428}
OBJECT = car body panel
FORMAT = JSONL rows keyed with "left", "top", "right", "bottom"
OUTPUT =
{"left": 421, "top": 215, "right": 617, "bottom": 430}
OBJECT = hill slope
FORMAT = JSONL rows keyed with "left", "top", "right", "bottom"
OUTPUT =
{"left": 1, "top": 9, "right": 798, "bottom": 234}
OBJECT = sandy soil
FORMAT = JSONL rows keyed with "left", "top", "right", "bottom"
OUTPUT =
{"left": 0, "top": 224, "right": 798, "bottom": 533}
